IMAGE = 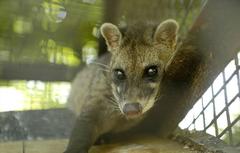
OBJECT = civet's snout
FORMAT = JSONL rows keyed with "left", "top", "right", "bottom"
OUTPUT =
{"left": 122, "top": 102, "right": 142, "bottom": 119}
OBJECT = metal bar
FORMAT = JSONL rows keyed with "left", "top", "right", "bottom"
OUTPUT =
{"left": 222, "top": 67, "right": 233, "bottom": 145}
{"left": 0, "top": 62, "right": 81, "bottom": 82}
{"left": 234, "top": 56, "right": 240, "bottom": 104}
{"left": 211, "top": 85, "right": 219, "bottom": 136}
{"left": 204, "top": 93, "right": 239, "bottom": 133}
{"left": 201, "top": 97, "right": 206, "bottom": 129}
{"left": 188, "top": 85, "right": 239, "bottom": 132}
{"left": 217, "top": 115, "right": 240, "bottom": 139}
{"left": 191, "top": 69, "right": 238, "bottom": 123}
{"left": 188, "top": 62, "right": 239, "bottom": 128}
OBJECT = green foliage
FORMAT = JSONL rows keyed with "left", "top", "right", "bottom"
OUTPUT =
{"left": 0, "top": 0, "right": 203, "bottom": 111}
{"left": 0, "top": 0, "right": 103, "bottom": 111}
{"left": 222, "top": 120, "right": 240, "bottom": 146}
{"left": 0, "top": 0, "right": 102, "bottom": 64}
{"left": 232, "top": 124, "right": 240, "bottom": 145}
{"left": 0, "top": 80, "right": 70, "bottom": 111}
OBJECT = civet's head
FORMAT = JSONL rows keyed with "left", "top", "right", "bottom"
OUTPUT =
{"left": 100, "top": 19, "right": 179, "bottom": 119}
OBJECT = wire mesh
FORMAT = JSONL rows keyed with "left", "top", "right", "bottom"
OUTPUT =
{"left": 1, "top": 0, "right": 239, "bottom": 147}
{"left": 180, "top": 52, "right": 240, "bottom": 146}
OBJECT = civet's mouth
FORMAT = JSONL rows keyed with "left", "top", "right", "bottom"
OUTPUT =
{"left": 122, "top": 102, "right": 143, "bottom": 119}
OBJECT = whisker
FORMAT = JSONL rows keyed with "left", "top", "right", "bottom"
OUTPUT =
{"left": 110, "top": 104, "right": 121, "bottom": 111}
{"left": 91, "top": 61, "right": 110, "bottom": 69}
{"left": 106, "top": 98, "right": 118, "bottom": 106}
{"left": 108, "top": 101, "right": 118, "bottom": 107}
{"left": 96, "top": 68, "right": 110, "bottom": 75}
{"left": 110, "top": 102, "right": 119, "bottom": 107}
{"left": 99, "top": 68, "right": 110, "bottom": 72}
{"left": 105, "top": 96, "right": 124, "bottom": 115}
{"left": 108, "top": 96, "right": 116, "bottom": 101}
{"left": 106, "top": 96, "right": 117, "bottom": 102}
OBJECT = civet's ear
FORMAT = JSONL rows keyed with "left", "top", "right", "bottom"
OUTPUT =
{"left": 154, "top": 19, "right": 179, "bottom": 49}
{"left": 100, "top": 23, "right": 122, "bottom": 53}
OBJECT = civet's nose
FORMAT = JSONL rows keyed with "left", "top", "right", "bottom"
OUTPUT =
{"left": 123, "top": 102, "right": 142, "bottom": 116}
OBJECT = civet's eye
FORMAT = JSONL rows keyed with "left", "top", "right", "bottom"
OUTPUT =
{"left": 113, "top": 69, "right": 126, "bottom": 81}
{"left": 143, "top": 65, "right": 158, "bottom": 80}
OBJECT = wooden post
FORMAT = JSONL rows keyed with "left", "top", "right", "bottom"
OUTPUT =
{"left": 98, "top": 0, "right": 121, "bottom": 56}
{"left": 0, "top": 62, "right": 80, "bottom": 81}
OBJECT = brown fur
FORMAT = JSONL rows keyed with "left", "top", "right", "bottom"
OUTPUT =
{"left": 64, "top": 19, "right": 179, "bottom": 153}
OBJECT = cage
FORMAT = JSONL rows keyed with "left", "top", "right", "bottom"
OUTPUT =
{"left": 0, "top": 0, "right": 239, "bottom": 153}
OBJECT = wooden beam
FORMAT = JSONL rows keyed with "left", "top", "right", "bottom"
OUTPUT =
{"left": 173, "top": 130, "right": 240, "bottom": 153}
{"left": 0, "top": 141, "right": 23, "bottom": 153}
{"left": 0, "top": 62, "right": 81, "bottom": 82}
{"left": 0, "top": 109, "right": 238, "bottom": 153}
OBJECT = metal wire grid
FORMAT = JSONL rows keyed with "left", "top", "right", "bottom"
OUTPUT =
{"left": 182, "top": 53, "right": 240, "bottom": 146}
